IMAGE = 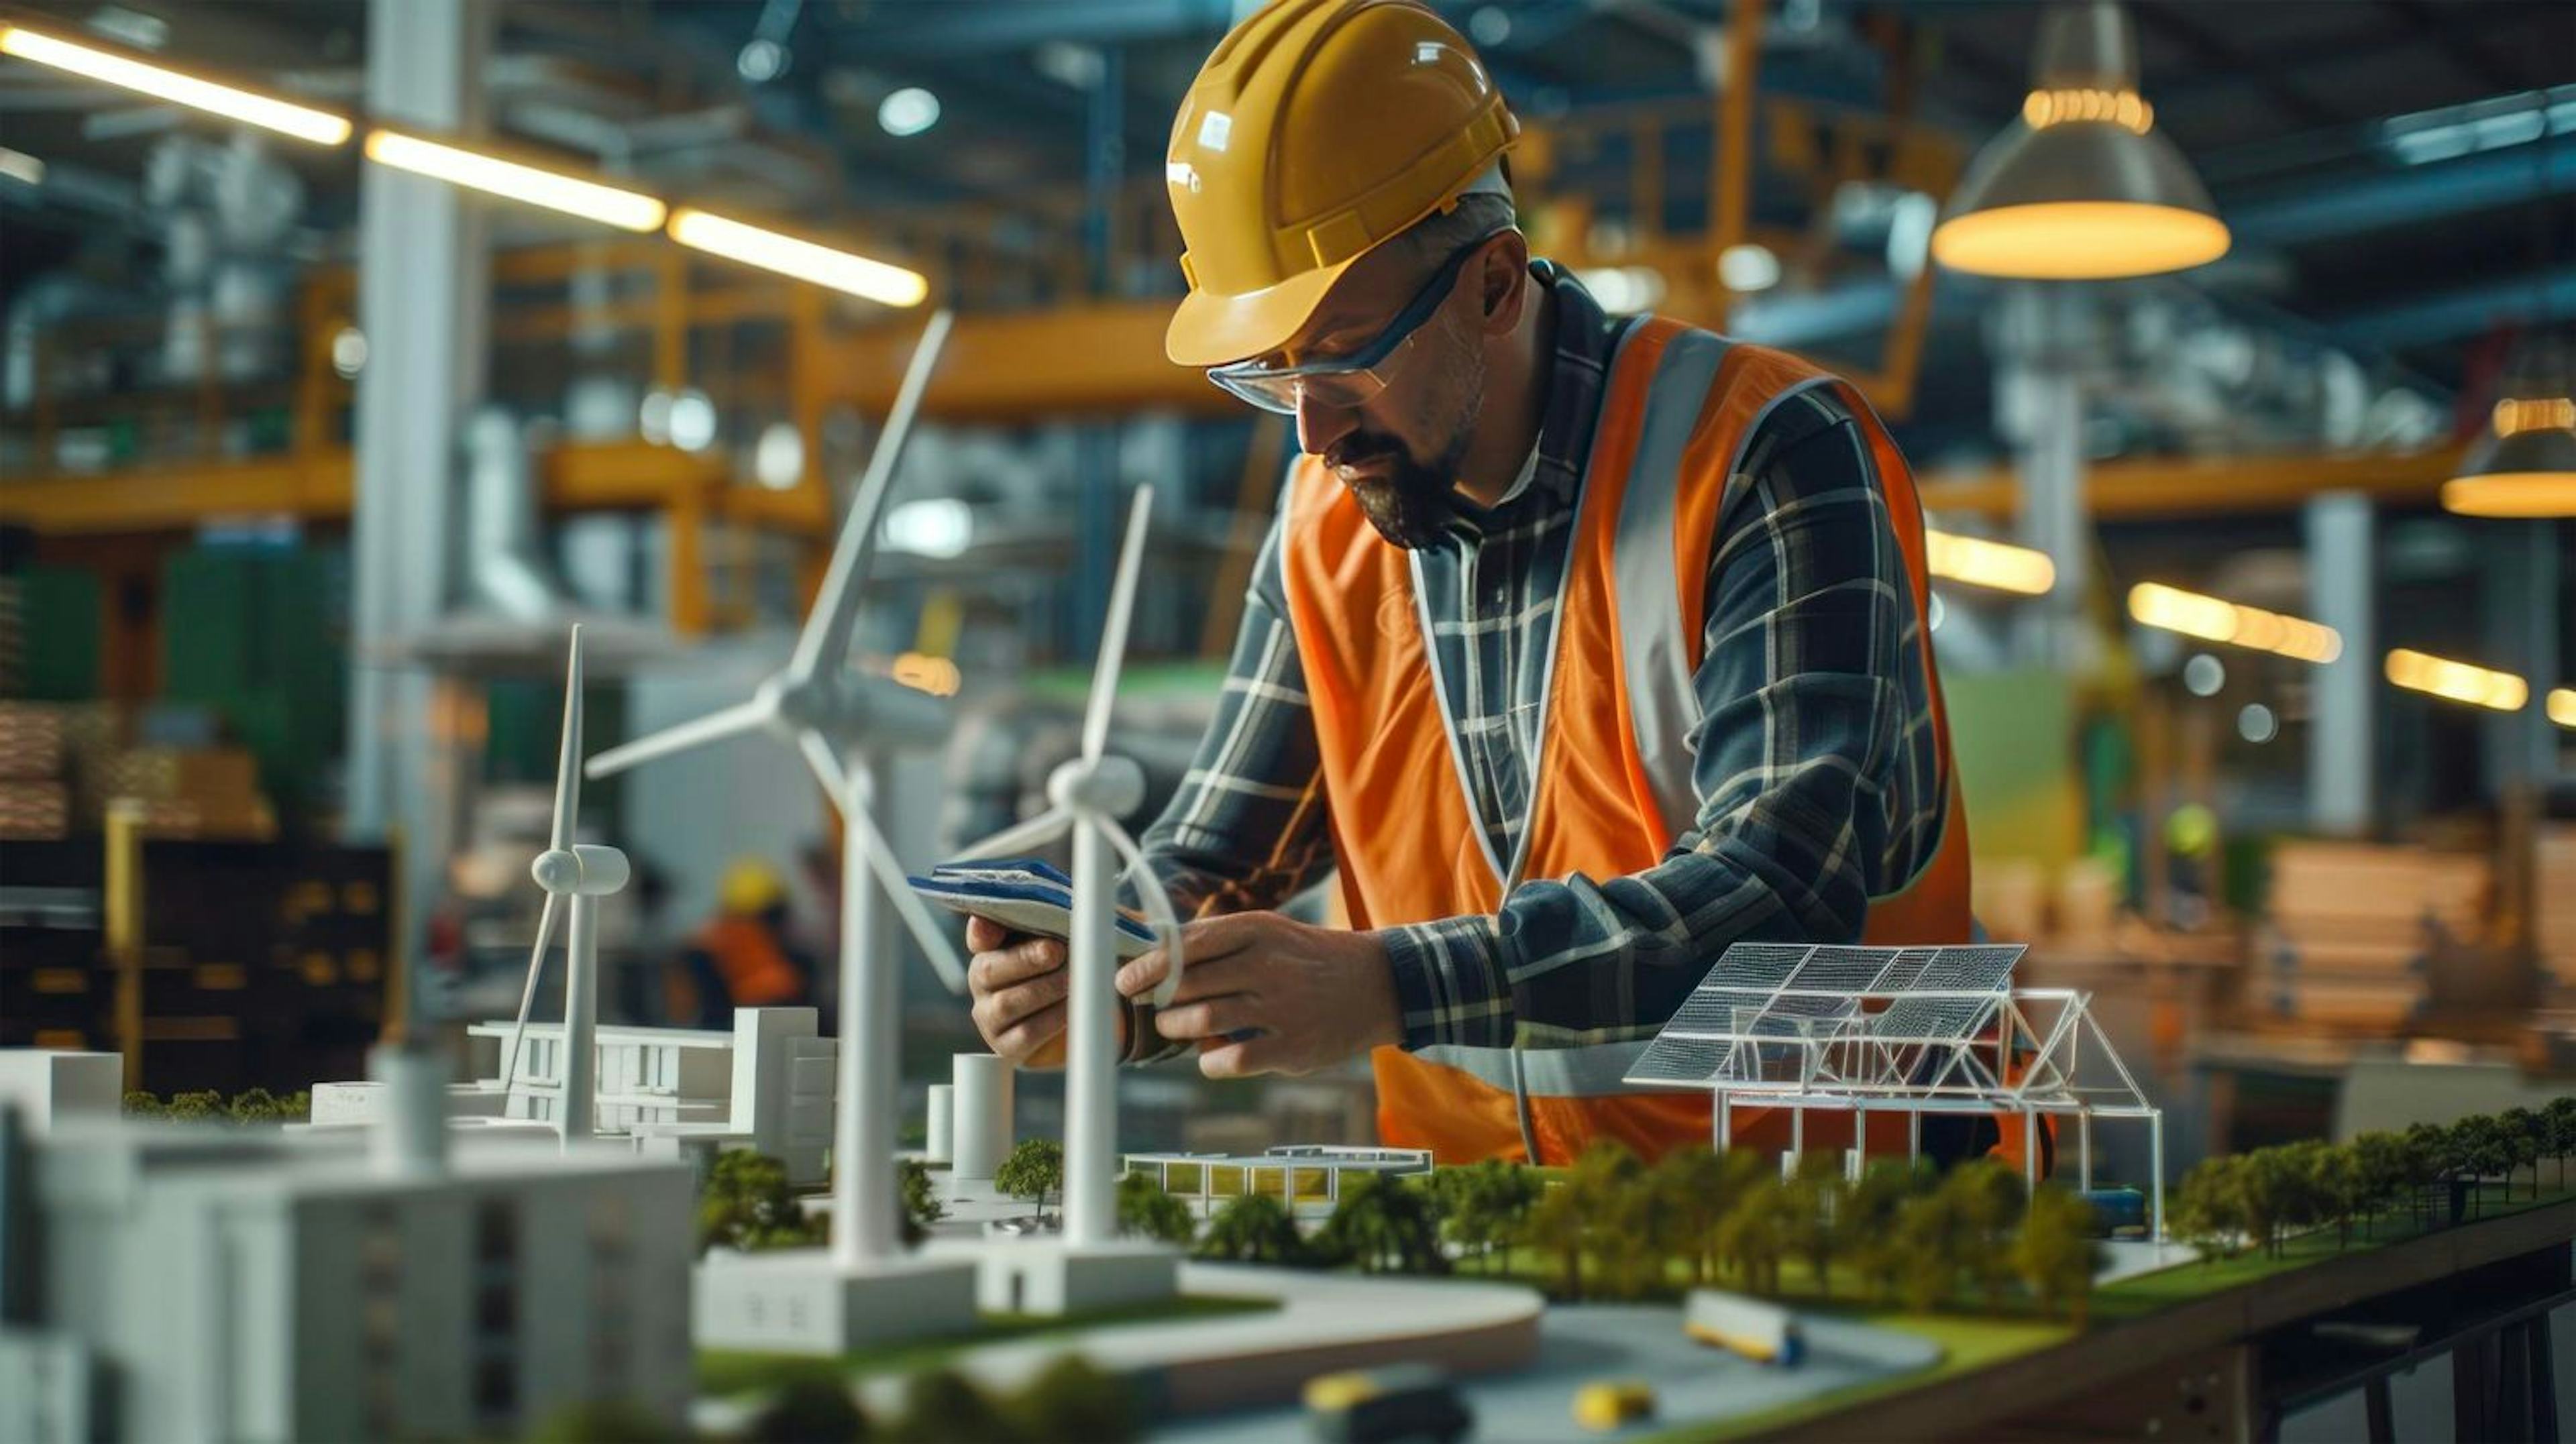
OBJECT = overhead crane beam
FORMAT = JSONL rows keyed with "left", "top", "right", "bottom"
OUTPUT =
{"left": 1916, "top": 447, "right": 2468, "bottom": 522}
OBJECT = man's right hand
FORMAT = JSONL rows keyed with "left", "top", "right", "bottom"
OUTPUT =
{"left": 965, "top": 915, "right": 1075, "bottom": 1067}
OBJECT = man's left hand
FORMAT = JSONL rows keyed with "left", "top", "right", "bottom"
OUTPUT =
{"left": 1114, "top": 911, "right": 1401, "bottom": 1078}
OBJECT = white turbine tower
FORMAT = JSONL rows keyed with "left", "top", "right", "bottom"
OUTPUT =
{"left": 586, "top": 311, "right": 973, "bottom": 1278}
{"left": 954, "top": 486, "right": 1184, "bottom": 1252}
{"left": 496, "top": 623, "right": 629, "bottom": 1144}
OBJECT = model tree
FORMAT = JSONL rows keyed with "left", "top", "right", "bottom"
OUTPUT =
{"left": 1783, "top": 1153, "right": 1850, "bottom": 1298}
{"left": 2347, "top": 1131, "right": 2412, "bottom": 1241}
{"left": 2546, "top": 1097, "right": 2576, "bottom": 1191}
{"left": 1715, "top": 1174, "right": 1794, "bottom": 1298}
{"left": 2403, "top": 1120, "right": 2461, "bottom": 1227}
{"left": 885, "top": 1367, "right": 1019, "bottom": 1444}
{"left": 996, "top": 1139, "right": 1065, "bottom": 1225}
{"left": 1646, "top": 1146, "right": 1739, "bottom": 1286}
{"left": 1522, "top": 1168, "right": 1593, "bottom": 1298}
{"left": 1313, "top": 1174, "right": 1446, "bottom": 1276}
{"left": 900, "top": 1158, "right": 947, "bottom": 1246}
{"left": 1195, "top": 1191, "right": 1305, "bottom": 1266}
{"left": 1432, "top": 1160, "right": 1538, "bottom": 1274}
{"left": 2012, "top": 1184, "right": 2104, "bottom": 1325}
{"left": 1942, "top": 1160, "right": 2027, "bottom": 1309}
{"left": 2171, "top": 1154, "right": 2244, "bottom": 1261}
{"left": 1889, "top": 1188, "right": 1960, "bottom": 1311}
{"left": 2498, "top": 1107, "right": 2544, "bottom": 1201}
{"left": 749, "top": 1376, "right": 869, "bottom": 1443}
{"left": 699, "top": 1150, "right": 819, "bottom": 1254}
{"left": 1843, "top": 1158, "right": 1932, "bottom": 1302}
{"left": 2447, "top": 1115, "right": 2512, "bottom": 1220}
{"left": 1009, "top": 1354, "right": 1137, "bottom": 1443}
{"left": 1114, "top": 1171, "right": 1195, "bottom": 1246}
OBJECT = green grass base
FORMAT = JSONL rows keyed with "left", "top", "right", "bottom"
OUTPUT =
{"left": 696, "top": 1294, "right": 1277, "bottom": 1398}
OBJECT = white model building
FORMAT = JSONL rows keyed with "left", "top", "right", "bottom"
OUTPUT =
{"left": 0, "top": 1049, "right": 120, "bottom": 1133}
{"left": 0, "top": 1045, "right": 696, "bottom": 1444}
{"left": 1624, "top": 941, "right": 2166, "bottom": 1238}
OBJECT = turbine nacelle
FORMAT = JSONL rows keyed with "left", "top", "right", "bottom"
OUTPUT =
{"left": 1047, "top": 753, "right": 1145, "bottom": 819}
{"left": 531, "top": 844, "right": 629, "bottom": 897}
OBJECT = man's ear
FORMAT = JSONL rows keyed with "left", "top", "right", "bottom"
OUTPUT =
{"left": 1477, "top": 230, "right": 1532, "bottom": 335}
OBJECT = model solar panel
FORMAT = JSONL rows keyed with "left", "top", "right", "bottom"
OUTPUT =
{"left": 1623, "top": 941, "right": 2028, "bottom": 1090}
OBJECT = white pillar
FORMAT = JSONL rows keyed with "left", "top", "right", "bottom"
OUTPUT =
{"left": 370, "top": 1040, "right": 449, "bottom": 1178}
{"left": 2304, "top": 495, "right": 2375, "bottom": 834}
{"left": 346, "top": 0, "right": 492, "bottom": 983}
{"left": 951, "top": 1052, "right": 1014, "bottom": 1180}
{"left": 559, "top": 895, "right": 596, "bottom": 1145}
{"left": 834, "top": 755, "right": 900, "bottom": 1267}
{"left": 1062, "top": 818, "right": 1118, "bottom": 1249}
{"left": 2000, "top": 285, "right": 2090, "bottom": 671}
{"left": 2078, "top": 1110, "right": 2093, "bottom": 1192}
{"left": 924, "top": 1083, "right": 954, "bottom": 1164}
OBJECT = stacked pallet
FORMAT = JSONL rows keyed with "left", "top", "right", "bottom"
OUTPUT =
{"left": 96, "top": 744, "right": 274, "bottom": 838}
{"left": 2540, "top": 826, "right": 2576, "bottom": 998}
{"left": 2260, "top": 840, "right": 2489, "bottom": 1032}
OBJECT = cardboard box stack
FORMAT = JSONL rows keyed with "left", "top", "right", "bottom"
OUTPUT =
{"left": 2261, "top": 840, "right": 2489, "bottom": 1032}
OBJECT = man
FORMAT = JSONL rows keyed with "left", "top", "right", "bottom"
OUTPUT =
{"left": 967, "top": 0, "right": 2004, "bottom": 1169}
{"left": 678, "top": 856, "right": 818, "bottom": 1028}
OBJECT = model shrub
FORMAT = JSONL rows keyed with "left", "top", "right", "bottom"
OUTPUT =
{"left": 995, "top": 1140, "right": 1065, "bottom": 1223}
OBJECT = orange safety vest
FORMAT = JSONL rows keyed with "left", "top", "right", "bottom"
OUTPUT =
{"left": 689, "top": 913, "right": 808, "bottom": 1009}
{"left": 1280, "top": 314, "right": 2035, "bottom": 1170}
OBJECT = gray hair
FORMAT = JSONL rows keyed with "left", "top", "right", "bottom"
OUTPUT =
{"left": 1388, "top": 190, "right": 1519, "bottom": 270}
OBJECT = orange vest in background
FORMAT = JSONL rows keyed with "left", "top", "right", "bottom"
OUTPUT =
{"left": 1280, "top": 315, "right": 2035, "bottom": 1172}
{"left": 691, "top": 914, "right": 807, "bottom": 1008}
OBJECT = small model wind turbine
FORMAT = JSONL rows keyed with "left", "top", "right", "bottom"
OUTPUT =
{"left": 951, "top": 484, "right": 1185, "bottom": 1251}
{"left": 497, "top": 623, "right": 629, "bottom": 1144}
{"left": 585, "top": 310, "right": 969, "bottom": 1270}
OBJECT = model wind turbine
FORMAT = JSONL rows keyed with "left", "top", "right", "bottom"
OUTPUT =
{"left": 496, "top": 623, "right": 629, "bottom": 1145}
{"left": 953, "top": 485, "right": 1185, "bottom": 1252}
{"left": 586, "top": 310, "right": 970, "bottom": 1274}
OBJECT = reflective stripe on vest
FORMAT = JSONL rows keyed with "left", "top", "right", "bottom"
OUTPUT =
{"left": 1278, "top": 315, "right": 1990, "bottom": 1167}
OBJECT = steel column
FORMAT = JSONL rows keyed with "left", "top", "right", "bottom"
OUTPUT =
{"left": 2305, "top": 494, "right": 2375, "bottom": 834}
{"left": 347, "top": 0, "right": 493, "bottom": 998}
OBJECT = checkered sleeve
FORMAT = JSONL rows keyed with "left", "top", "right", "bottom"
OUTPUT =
{"left": 1378, "top": 392, "right": 1945, "bottom": 1050}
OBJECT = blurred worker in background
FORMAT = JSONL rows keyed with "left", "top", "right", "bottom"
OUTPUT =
{"left": 966, "top": 0, "right": 2025, "bottom": 1172}
{"left": 676, "top": 856, "right": 818, "bottom": 1029}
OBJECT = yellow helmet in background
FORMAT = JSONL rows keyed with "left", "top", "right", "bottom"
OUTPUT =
{"left": 1163, "top": 0, "right": 1519, "bottom": 368}
{"left": 718, "top": 856, "right": 788, "bottom": 915}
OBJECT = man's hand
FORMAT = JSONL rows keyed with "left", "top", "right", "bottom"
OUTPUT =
{"left": 965, "top": 915, "right": 1109, "bottom": 1068}
{"left": 1114, "top": 911, "right": 1401, "bottom": 1078}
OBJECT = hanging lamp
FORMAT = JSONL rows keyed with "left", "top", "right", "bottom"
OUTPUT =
{"left": 2443, "top": 336, "right": 2576, "bottom": 517}
{"left": 1931, "top": 1, "right": 2229, "bottom": 280}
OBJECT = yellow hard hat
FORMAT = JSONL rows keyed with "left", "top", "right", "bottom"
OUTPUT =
{"left": 719, "top": 856, "right": 787, "bottom": 915}
{"left": 1163, "top": 0, "right": 1520, "bottom": 368}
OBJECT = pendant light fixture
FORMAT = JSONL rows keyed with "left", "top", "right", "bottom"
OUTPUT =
{"left": 1931, "top": 1, "right": 2229, "bottom": 280}
{"left": 2443, "top": 337, "right": 2576, "bottom": 517}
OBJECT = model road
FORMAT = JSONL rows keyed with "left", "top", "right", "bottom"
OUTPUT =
{"left": 1146, "top": 1301, "right": 1940, "bottom": 1443}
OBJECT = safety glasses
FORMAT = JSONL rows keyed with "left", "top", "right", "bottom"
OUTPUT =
{"left": 1204, "top": 229, "right": 1503, "bottom": 416}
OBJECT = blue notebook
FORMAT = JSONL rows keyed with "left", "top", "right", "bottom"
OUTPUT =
{"left": 908, "top": 858, "right": 1159, "bottom": 960}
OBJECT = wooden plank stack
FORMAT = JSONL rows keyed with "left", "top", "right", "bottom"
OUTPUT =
{"left": 2259, "top": 840, "right": 2489, "bottom": 1032}
{"left": 2539, "top": 825, "right": 2576, "bottom": 999}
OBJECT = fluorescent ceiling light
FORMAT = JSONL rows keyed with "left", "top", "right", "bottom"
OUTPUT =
{"left": 666, "top": 207, "right": 928, "bottom": 307}
{"left": 1923, "top": 530, "right": 2055, "bottom": 596}
{"left": 0, "top": 24, "right": 352, "bottom": 145}
{"left": 2384, "top": 649, "right": 2528, "bottom": 712}
{"left": 0, "top": 146, "right": 44, "bottom": 186}
{"left": 2128, "top": 583, "right": 2341, "bottom": 664}
{"left": 2380, "top": 86, "right": 2575, "bottom": 166}
{"left": 2548, "top": 687, "right": 2576, "bottom": 729}
{"left": 364, "top": 129, "right": 666, "bottom": 231}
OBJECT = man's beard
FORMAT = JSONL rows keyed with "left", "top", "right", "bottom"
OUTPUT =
{"left": 1328, "top": 433, "right": 1464, "bottom": 550}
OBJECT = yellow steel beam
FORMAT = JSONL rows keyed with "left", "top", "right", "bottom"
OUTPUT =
{"left": 1917, "top": 448, "right": 2468, "bottom": 521}
{"left": 823, "top": 301, "right": 1236, "bottom": 420}
{"left": 2, "top": 441, "right": 730, "bottom": 534}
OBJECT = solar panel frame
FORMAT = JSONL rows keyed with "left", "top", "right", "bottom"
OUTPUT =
{"left": 1625, "top": 942, "right": 2029, "bottom": 1090}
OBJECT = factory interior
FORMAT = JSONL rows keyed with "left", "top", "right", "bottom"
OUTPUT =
{"left": 1, "top": 0, "right": 2573, "bottom": 1440}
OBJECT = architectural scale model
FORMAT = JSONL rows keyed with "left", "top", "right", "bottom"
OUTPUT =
{"left": 1623, "top": 941, "right": 2168, "bottom": 1238}
{"left": 948, "top": 484, "right": 1190, "bottom": 1314}
{"left": 584, "top": 310, "right": 982, "bottom": 1352}
{"left": 0, "top": 1044, "right": 696, "bottom": 1444}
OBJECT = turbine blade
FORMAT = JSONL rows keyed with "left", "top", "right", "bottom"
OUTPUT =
{"left": 1082, "top": 484, "right": 1154, "bottom": 761}
{"left": 847, "top": 800, "right": 969, "bottom": 994}
{"left": 953, "top": 808, "right": 1074, "bottom": 864}
{"left": 583, "top": 696, "right": 773, "bottom": 779}
{"left": 1097, "top": 814, "right": 1185, "bottom": 1008}
{"left": 786, "top": 309, "right": 955, "bottom": 686}
{"left": 499, "top": 893, "right": 561, "bottom": 1093}
{"left": 796, "top": 729, "right": 848, "bottom": 801}
{"left": 550, "top": 624, "right": 584, "bottom": 852}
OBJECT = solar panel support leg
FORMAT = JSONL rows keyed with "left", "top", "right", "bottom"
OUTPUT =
{"left": 2078, "top": 1110, "right": 2093, "bottom": 1192}
{"left": 1909, "top": 1111, "right": 1921, "bottom": 1166}
{"left": 1713, "top": 1091, "right": 1729, "bottom": 1151}
{"left": 2150, "top": 1109, "right": 2167, "bottom": 1245}
{"left": 2023, "top": 1111, "right": 2038, "bottom": 1190}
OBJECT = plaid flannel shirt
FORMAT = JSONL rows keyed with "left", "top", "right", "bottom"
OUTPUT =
{"left": 1131, "top": 263, "right": 1944, "bottom": 1061}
